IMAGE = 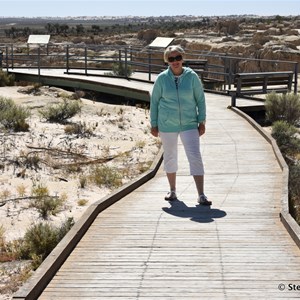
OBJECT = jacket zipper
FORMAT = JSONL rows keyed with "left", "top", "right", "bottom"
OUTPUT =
{"left": 175, "top": 77, "right": 182, "bottom": 128}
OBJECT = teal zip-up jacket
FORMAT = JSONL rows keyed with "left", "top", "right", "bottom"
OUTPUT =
{"left": 150, "top": 66, "right": 206, "bottom": 132}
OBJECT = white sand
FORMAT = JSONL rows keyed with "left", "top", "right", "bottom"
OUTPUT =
{"left": 0, "top": 86, "right": 160, "bottom": 242}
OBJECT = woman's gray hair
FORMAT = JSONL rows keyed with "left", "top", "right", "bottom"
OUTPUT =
{"left": 163, "top": 45, "right": 185, "bottom": 63}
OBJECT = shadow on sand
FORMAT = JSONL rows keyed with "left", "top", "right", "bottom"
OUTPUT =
{"left": 162, "top": 199, "right": 226, "bottom": 223}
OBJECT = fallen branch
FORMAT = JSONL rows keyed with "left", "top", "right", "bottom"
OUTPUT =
{"left": 26, "top": 145, "right": 88, "bottom": 159}
{"left": 0, "top": 195, "right": 59, "bottom": 207}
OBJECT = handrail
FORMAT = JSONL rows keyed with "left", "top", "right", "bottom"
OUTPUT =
{"left": 0, "top": 43, "right": 298, "bottom": 93}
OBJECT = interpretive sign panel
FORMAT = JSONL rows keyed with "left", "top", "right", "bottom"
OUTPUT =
{"left": 27, "top": 35, "right": 50, "bottom": 44}
{"left": 148, "top": 37, "right": 174, "bottom": 48}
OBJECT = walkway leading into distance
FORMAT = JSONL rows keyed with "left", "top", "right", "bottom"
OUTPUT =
{"left": 11, "top": 69, "right": 300, "bottom": 299}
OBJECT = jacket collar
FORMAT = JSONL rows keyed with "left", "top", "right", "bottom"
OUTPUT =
{"left": 167, "top": 66, "right": 189, "bottom": 79}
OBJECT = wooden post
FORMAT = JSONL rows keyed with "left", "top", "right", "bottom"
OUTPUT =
{"left": 124, "top": 47, "right": 128, "bottom": 78}
{"left": 84, "top": 47, "right": 87, "bottom": 75}
{"left": 5, "top": 46, "right": 8, "bottom": 72}
{"left": 38, "top": 45, "right": 41, "bottom": 81}
{"left": 294, "top": 62, "right": 298, "bottom": 94}
{"left": 66, "top": 45, "right": 69, "bottom": 73}
{"left": 148, "top": 50, "right": 152, "bottom": 81}
{"left": 11, "top": 44, "right": 14, "bottom": 69}
{"left": 118, "top": 49, "right": 122, "bottom": 74}
{"left": 0, "top": 50, "right": 2, "bottom": 69}
{"left": 230, "top": 91, "right": 237, "bottom": 107}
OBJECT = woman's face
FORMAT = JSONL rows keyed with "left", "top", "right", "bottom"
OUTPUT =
{"left": 167, "top": 51, "right": 183, "bottom": 74}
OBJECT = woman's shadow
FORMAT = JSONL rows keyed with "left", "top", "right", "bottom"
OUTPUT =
{"left": 162, "top": 199, "right": 226, "bottom": 223}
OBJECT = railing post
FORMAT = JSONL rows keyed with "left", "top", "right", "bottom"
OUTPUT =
{"left": 38, "top": 45, "right": 41, "bottom": 82}
{"left": 0, "top": 50, "right": 2, "bottom": 70}
{"left": 6, "top": 46, "right": 8, "bottom": 72}
{"left": 129, "top": 46, "right": 132, "bottom": 61}
{"left": 294, "top": 62, "right": 298, "bottom": 94}
{"left": 118, "top": 49, "right": 122, "bottom": 76}
{"left": 148, "top": 50, "right": 152, "bottom": 81}
{"left": 229, "top": 91, "right": 237, "bottom": 107}
{"left": 84, "top": 46, "right": 87, "bottom": 75}
{"left": 11, "top": 44, "right": 14, "bottom": 69}
{"left": 66, "top": 45, "right": 69, "bottom": 73}
{"left": 124, "top": 47, "right": 128, "bottom": 78}
{"left": 227, "top": 56, "right": 234, "bottom": 90}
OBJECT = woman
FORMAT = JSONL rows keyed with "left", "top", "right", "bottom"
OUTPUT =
{"left": 150, "top": 45, "right": 211, "bottom": 205}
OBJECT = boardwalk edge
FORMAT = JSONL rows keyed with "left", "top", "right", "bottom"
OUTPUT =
{"left": 232, "top": 106, "right": 300, "bottom": 249}
{"left": 12, "top": 149, "right": 163, "bottom": 300}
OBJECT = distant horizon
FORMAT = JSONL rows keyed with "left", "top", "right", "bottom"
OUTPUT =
{"left": 1, "top": 1, "right": 300, "bottom": 18}
{"left": 0, "top": 14, "right": 298, "bottom": 19}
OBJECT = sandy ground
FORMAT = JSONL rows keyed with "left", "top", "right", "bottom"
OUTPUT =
{"left": 0, "top": 85, "right": 160, "bottom": 299}
{"left": 0, "top": 86, "right": 160, "bottom": 240}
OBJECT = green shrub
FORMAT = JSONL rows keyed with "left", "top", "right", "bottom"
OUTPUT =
{"left": 90, "top": 165, "right": 122, "bottom": 189}
{"left": 289, "top": 163, "right": 300, "bottom": 224}
{"left": 39, "top": 99, "right": 82, "bottom": 123}
{"left": 0, "top": 97, "right": 30, "bottom": 132}
{"left": 108, "top": 62, "right": 133, "bottom": 77}
{"left": 77, "top": 199, "right": 88, "bottom": 206}
{"left": 30, "top": 184, "right": 66, "bottom": 219}
{"left": 64, "top": 121, "right": 94, "bottom": 137}
{"left": 265, "top": 92, "right": 300, "bottom": 126}
{"left": 19, "top": 217, "right": 74, "bottom": 269}
{"left": 55, "top": 217, "right": 75, "bottom": 242}
{"left": 271, "top": 120, "right": 300, "bottom": 158}
{"left": 0, "top": 71, "right": 15, "bottom": 86}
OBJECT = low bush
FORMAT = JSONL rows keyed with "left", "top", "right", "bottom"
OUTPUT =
{"left": 19, "top": 217, "right": 74, "bottom": 269}
{"left": 0, "top": 97, "right": 30, "bottom": 132}
{"left": 30, "top": 183, "right": 66, "bottom": 219}
{"left": 39, "top": 99, "right": 82, "bottom": 123}
{"left": 64, "top": 121, "right": 94, "bottom": 137}
{"left": 108, "top": 62, "right": 133, "bottom": 77}
{"left": 271, "top": 120, "right": 300, "bottom": 158}
{"left": 77, "top": 199, "right": 88, "bottom": 206}
{"left": 0, "top": 226, "right": 22, "bottom": 263}
{"left": 266, "top": 93, "right": 300, "bottom": 225}
{"left": 289, "top": 163, "right": 300, "bottom": 224}
{"left": 0, "top": 70, "right": 15, "bottom": 86}
{"left": 90, "top": 165, "right": 123, "bottom": 189}
{"left": 265, "top": 92, "right": 300, "bottom": 126}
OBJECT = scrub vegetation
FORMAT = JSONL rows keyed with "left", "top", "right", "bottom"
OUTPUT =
{"left": 265, "top": 92, "right": 300, "bottom": 224}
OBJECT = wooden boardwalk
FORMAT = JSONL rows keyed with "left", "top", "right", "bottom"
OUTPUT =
{"left": 9, "top": 70, "right": 300, "bottom": 299}
{"left": 35, "top": 93, "right": 300, "bottom": 299}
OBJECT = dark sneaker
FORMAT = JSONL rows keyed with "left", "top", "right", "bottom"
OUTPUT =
{"left": 164, "top": 191, "right": 177, "bottom": 201}
{"left": 198, "top": 194, "right": 212, "bottom": 206}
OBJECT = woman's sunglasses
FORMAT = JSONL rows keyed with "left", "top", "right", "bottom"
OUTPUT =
{"left": 168, "top": 55, "right": 183, "bottom": 63}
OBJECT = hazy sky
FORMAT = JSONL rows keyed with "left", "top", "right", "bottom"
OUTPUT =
{"left": 1, "top": 0, "right": 299, "bottom": 18}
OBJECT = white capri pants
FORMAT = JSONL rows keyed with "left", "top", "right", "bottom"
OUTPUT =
{"left": 159, "top": 129, "right": 204, "bottom": 176}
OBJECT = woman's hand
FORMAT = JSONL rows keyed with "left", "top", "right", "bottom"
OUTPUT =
{"left": 151, "top": 127, "right": 159, "bottom": 137}
{"left": 198, "top": 123, "right": 206, "bottom": 136}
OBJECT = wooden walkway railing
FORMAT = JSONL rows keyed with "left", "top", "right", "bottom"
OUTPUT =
{"left": 229, "top": 71, "right": 294, "bottom": 106}
{"left": 12, "top": 72, "right": 300, "bottom": 299}
{"left": 2, "top": 44, "right": 298, "bottom": 96}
